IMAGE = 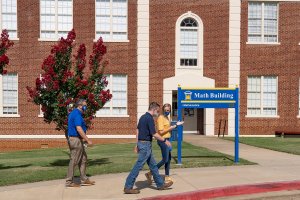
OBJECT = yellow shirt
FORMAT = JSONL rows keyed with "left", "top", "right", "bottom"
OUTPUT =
{"left": 156, "top": 115, "right": 171, "bottom": 138}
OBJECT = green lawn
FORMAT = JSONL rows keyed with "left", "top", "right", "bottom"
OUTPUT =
{"left": 0, "top": 141, "right": 253, "bottom": 186}
{"left": 224, "top": 137, "right": 300, "bottom": 155}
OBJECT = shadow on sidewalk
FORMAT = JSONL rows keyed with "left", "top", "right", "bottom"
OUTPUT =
{"left": 135, "top": 180, "right": 157, "bottom": 191}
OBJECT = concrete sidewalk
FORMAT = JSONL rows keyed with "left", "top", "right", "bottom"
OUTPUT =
{"left": 1, "top": 135, "right": 300, "bottom": 200}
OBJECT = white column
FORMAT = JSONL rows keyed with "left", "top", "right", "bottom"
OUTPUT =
{"left": 204, "top": 109, "right": 215, "bottom": 136}
{"left": 228, "top": 0, "right": 241, "bottom": 136}
{"left": 137, "top": 0, "right": 150, "bottom": 120}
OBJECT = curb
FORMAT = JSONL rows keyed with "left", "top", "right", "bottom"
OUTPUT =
{"left": 140, "top": 180, "right": 300, "bottom": 200}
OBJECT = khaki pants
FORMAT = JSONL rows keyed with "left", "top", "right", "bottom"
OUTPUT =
{"left": 66, "top": 137, "right": 88, "bottom": 184}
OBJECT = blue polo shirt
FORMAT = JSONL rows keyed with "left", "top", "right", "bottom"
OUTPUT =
{"left": 68, "top": 108, "right": 87, "bottom": 137}
{"left": 137, "top": 112, "right": 156, "bottom": 141}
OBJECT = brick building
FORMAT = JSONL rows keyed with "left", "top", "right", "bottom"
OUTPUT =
{"left": 0, "top": 0, "right": 299, "bottom": 150}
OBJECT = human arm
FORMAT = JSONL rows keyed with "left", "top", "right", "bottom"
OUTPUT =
{"left": 134, "top": 129, "right": 139, "bottom": 153}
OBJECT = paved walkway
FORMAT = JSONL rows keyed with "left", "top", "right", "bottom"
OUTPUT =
{"left": 1, "top": 135, "right": 300, "bottom": 200}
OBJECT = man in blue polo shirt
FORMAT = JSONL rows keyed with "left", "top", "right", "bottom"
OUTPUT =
{"left": 66, "top": 99, "right": 95, "bottom": 187}
{"left": 124, "top": 102, "right": 173, "bottom": 194}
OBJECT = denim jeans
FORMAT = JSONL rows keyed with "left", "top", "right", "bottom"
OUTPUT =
{"left": 157, "top": 138, "right": 171, "bottom": 176}
{"left": 125, "top": 141, "right": 164, "bottom": 189}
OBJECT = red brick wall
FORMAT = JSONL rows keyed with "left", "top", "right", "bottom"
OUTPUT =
{"left": 240, "top": 1, "right": 300, "bottom": 135}
{"left": 0, "top": 0, "right": 138, "bottom": 136}
{"left": 149, "top": 0, "right": 230, "bottom": 135}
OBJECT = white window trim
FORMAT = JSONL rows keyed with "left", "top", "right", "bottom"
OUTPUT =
{"left": 245, "top": 115, "right": 280, "bottom": 118}
{"left": 175, "top": 11, "right": 203, "bottom": 73}
{"left": 94, "top": 0, "right": 129, "bottom": 42}
{"left": 247, "top": 2, "right": 279, "bottom": 44}
{"left": 246, "top": 76, "right": 279, "bottom": 118}
{"left": 39, "top": 0, "right": 74, "bottom": 41}
{"left": 0, "top": 73, "right": 20, "bottom": 117}
{"left": 0, "top": 0, "right": 19, "bottom": 40}
{"left": 246, "top": 41, "right": 280, "bottom": 45}
{"left": 95, "top": 74, "right": 128, "bottom": 118}
{"left": 96, "top": 114, "right": 130, "bottom": 118}
{"left": 93, "top": 38, "right": 129, "bottom": 43}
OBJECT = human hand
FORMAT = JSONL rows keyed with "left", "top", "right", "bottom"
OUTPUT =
{"left": 134, "top": 145, "right": 139, "bottom": 153}
{"left": 87, "top": 140, "right": 93, "bottom": 146}
{"left": 165, "top": 140, "right": 172, "bottom": 147}
{"left": 176, "top": 120, "right": 184, "bottom": 126}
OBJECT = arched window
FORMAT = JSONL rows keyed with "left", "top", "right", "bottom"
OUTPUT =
{"left": 176, "top": 12, "right": 203, "bottom": 71}
{"left": 180, "top": 17, "right": 198, "bottom": 66}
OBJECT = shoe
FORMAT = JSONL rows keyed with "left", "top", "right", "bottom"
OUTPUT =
{"left": 158, "top": 180, "right": 173, "bottom": 190}
{"left": 124, "top": 188, "right": 140, "bottom": 194}
{"left": 165, "top": 176, "right": 173, "bottom": 183}
{"left": 145, "top": 171, "right": 152, "bottom": 184}
{"left": 81, "top": 179, "right": 95, "bottom": 186}
{"left": 66, "top": 182, "right": 81, "bottom": 188}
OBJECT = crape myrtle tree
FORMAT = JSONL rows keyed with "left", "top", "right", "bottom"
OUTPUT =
{"left": 0, "top": 30, "right": 14, "bottom": 75}
{"left": 27, "top": 29, "right": 112, "bottom": 138}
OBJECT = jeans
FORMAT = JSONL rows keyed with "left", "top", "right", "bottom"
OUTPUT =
{"left": 157, "top": 138, "right": 171, "bottom": 176}
{"left": 125, "top": 141, "right": 164, "bottom": 189}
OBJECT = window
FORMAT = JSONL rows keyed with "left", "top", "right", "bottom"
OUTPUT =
{"left": 96, "top": 74, "right": 128, "bottom": 116}
{"left": 95, "top": 0, "right": 128, "bottom": 41}
{"left": 1, "top": 0, "right": 18, "bottom": 39}
{"left": 0, "top": 73, "right": 18, "bottom": 116}
{"left": 248, "top": 2, "right": 278, "bottom": 43}
{"left": 40, "top": 0, "right": 73, "bottom": 40}
{"left": 247, "top": 76, "right": 278, "bottom": 116}
{"left": 180, "top": 18, "right": 198, "bottom": 67}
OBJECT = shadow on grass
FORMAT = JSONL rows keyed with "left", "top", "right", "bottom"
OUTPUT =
{"left": 0, "top": 164, "right": 32, "bottom": 170}
{"left": 172, "top": 155, "right": 233, "bottom": 163}
{"left": 49, "top": 158, "right": 112, "bottom": 167}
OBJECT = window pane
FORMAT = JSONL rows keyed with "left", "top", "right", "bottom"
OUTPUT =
{"left": 180, "top": 28, "right": 198, "bottom": 66}
{"left": 1, "top": 0, "right": 18, "bottom": 38}
{"left": 40, "top": 0, "right": 73, "bottom": 39}
{"left": 2, "top": 74, "right": 18, "bottom": 114}
{"left": 95, "top": 0, "right": 128, "bottom": 40}
{"left": 262, "top": 76, "right": 277, "bottom": 115}
{"left": 247, "top": 76, "right": 261, "bottom": 115}
{"left": 248, "top": 2, "right": 278, "bottom": 43}
{"left": 96, "top": 74, "right": 127, "bottom": 116}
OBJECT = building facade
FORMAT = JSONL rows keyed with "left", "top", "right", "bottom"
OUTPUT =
{"left": 0, "top": 0, "right": 299, "bottom": 150}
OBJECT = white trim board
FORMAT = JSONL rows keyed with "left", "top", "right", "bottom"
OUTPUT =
{"left": 0, "top": 135, "right": 136, "bottom": 139}
{"left": 137, "top": 0, "right": 150, "bottom": 120}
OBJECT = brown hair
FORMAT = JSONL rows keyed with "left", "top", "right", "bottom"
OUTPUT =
{"left": 162, "top": 103, "right": 172, "bottom": 113}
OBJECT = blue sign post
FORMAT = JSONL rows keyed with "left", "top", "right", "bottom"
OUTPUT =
{"left": 177, "top": 85, "right": 239, "bottom": 164}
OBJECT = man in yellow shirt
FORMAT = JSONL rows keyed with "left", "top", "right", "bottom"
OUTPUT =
{"left": 145, "top": 103, "right": 184, "bottom": 183}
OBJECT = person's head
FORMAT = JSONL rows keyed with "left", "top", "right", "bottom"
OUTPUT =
{"left": 162, "top": 103, "right": 171, "bottom": 117}
{"left": 148, "top": 102, "right": 160, "bottom": 117}
{"left": 76, "top": 99, "right": 87, "bottom": 112}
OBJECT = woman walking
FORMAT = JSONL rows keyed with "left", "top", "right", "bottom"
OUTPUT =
{"left": 145, "top": 103, "right": 184, "bottom": 183}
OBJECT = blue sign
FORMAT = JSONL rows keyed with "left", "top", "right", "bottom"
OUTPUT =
{"left": 176, "top": 86, "right": 240, "bottom": 164}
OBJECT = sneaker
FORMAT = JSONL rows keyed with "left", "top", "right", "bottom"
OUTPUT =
{"left": 157, "top": 180, "right": 173, "bottom": 190}
{"left": 145, "top": 171, "right": 152, "bottom": 184}
{"left": 81, "top": 179, "right": 95, "bottom": 186}
{"left": 165, "top": 176, "right": 173, "bottom": 183}
{"left": 124, "top": 188, "right": 140, "bottom": 194}
{"left": 66, "top": 182, "right": 81, "bottom": 188}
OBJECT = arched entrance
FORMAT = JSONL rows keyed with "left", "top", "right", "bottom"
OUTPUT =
{"left": 163, "top": 73, "right": 215, "bottom": 136}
